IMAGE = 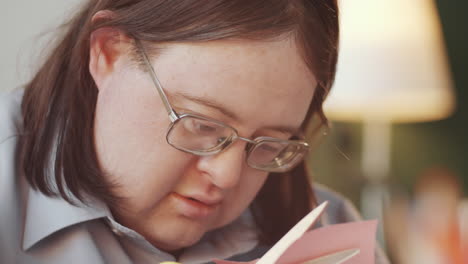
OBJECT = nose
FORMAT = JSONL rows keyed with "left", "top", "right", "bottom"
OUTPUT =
{"left": 195, "top": 140, "right": 247, "bottom": 190}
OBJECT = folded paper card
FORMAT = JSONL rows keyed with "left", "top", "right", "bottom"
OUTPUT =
{"left": 213, "top": 201, "right": 377, "bottom": 264}
{"left": 276, "top": 220, "right": 377, "bottom": 264}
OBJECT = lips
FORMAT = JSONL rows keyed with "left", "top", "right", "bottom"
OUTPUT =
{"left": 186, "top": 194, "right": 222, "bottom": 206}
{"left": 171, "top": 192, "right": 221, "bottom": 219}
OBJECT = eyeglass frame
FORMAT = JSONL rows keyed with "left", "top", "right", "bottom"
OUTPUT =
{"left": 134, "top": 39, "right": 310, "bottom": 172}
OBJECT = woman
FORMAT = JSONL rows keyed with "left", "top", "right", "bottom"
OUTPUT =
{"left": 0, "top": 0, "right": 389, "bottom": 263}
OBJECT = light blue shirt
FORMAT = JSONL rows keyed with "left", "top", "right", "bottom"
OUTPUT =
{"left": 0, "top": 89, "right": 390, "bottom": 264}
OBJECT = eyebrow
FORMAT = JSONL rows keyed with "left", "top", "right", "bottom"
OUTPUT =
{"left": 263, "top": 124, "right": 300, "bottom": 136}
{"left": 172, "top": 91, "right": 240, "bottom": 121}
{"left": 171, "top": 91, "right": 300, "bottom": 135}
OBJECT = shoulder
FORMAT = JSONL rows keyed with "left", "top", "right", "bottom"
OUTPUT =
{"left": 312, "top": 182, "right": 362, "bottom": 224}
{"left": 312, "top": 183, "right": 391, "bottom": 264}
{"left": 0, "top": 88, "right": 24, "bottom": 144}
{"left": 0, "top": 88, "right": 24, "bottom": 185}
{"left": 0, "top": 88, "right": 24, "bottom": 195}
{"left": 0, "top": 88, "right": 26, "bottom": 263}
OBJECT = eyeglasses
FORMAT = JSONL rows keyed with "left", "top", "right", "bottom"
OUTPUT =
{"left": 135, "top": 40, "right": 309, "bottom": 173}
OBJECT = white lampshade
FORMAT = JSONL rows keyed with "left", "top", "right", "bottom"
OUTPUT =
{"left": 324, "top": 0, "right": 455, "bottom": 123}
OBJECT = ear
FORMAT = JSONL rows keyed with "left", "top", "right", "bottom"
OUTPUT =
{"left": 89, "top": 11, "right": 132, "bottom": 90}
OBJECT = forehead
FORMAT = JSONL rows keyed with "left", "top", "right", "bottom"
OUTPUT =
{"left": 149, "top": 38, "right": 317, "bottom": 131}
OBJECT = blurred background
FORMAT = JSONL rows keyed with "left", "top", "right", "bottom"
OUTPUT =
{"left": 1, "top": 1, "right": 467, "bottom": 263}
{"left": 308, "top": 1, "right": 468, "bottom": 263}
{"left": 311, "top": 0, "right": 467, "bottom": 208}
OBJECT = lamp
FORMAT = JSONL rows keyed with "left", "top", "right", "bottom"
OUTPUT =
{"left": 324, "top": 0, "right": 455, "bottom": 244}
{"left": 327, "top": 0, "right": 454, "bottom": 123}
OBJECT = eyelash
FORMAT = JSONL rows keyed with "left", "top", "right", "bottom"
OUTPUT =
{"left": 175, "top": 107, "right": 292, "bottom": 140}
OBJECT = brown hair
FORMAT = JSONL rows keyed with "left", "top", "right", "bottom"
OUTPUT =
{"left": 19, "top": 0, "right": 339, "bottom": 246}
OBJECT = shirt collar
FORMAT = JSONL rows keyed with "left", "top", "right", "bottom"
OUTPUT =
{"left": 22, "top": 186, "right": 111, "bottom": 251}
{"left": 22, "top": 185, "right": 260, "bottom": 262}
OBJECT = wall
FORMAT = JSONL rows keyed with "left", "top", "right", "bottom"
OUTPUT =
{"left": 0, "top": 0, "right": 82, "bottom": 91}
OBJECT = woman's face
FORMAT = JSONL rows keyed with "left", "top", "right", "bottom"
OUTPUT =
{"left": 93, "top": 37, "right": 316, "bottom": 251}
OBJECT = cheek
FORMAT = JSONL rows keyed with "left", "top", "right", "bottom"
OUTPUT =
{"left": 94, "top": 80, "right": 192, "bottom": 212}
{"left": 215, "top": 170, "right": 268, "bottom": 228}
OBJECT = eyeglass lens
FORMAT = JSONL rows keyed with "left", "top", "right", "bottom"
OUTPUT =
{"left": 166, "top": 115, "right": 304, "bottom": 171}
{"left": 167, "top": 115, "right": 234, "bottom": 152}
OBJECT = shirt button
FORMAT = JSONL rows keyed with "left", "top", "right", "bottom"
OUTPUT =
{"left": 111, "top": 226, "right": 123, "bottom": 235}
{"left": 105, "top": 218, "right": 123, "bottom": 236}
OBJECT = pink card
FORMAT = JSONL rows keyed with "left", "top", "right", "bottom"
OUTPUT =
{"left": 213, "top": 220, "right": 377, "bottom": 264}
{"left": 278, "top": 220, "right": 377, "bottom": 264}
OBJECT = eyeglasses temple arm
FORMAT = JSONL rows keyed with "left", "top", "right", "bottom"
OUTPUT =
{"left": 135, "top": 40, "right": 179, "bottom": 122}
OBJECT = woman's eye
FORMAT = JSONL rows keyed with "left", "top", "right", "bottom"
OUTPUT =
{"left": 185, "top": 119, "right": 219, "bottom": 134}
{"left": 196, "top": 123, "right": 217, "bottom": 132}
{"left": 258, "top": 144, "right": 280, "bottom": 153}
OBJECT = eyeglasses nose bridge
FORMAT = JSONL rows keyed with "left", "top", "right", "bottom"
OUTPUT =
{"left": 236, "top": 136, "right": 256, "bottom": 144}
{"left": 233, "top": 136, "right": 256, "bottom": 152}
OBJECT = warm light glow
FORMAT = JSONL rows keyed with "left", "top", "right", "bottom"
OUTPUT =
{"left": 324, "top": 0, "right": 455, "bottom": 123}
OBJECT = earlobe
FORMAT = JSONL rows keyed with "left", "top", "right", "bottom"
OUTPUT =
{"left": 89, "top": 26, "right": 132, "bottom": 90}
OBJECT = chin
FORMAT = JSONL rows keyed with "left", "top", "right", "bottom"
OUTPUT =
{"left": 143, "top": 216, "right": 210, "bottom": 251}
{"left": 148, "top": 227, "right": 205, "bottom": 251}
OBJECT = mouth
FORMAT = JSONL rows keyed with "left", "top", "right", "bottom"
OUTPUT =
{"left": 171, "top": 192, "right": 220, "bottom": 219}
